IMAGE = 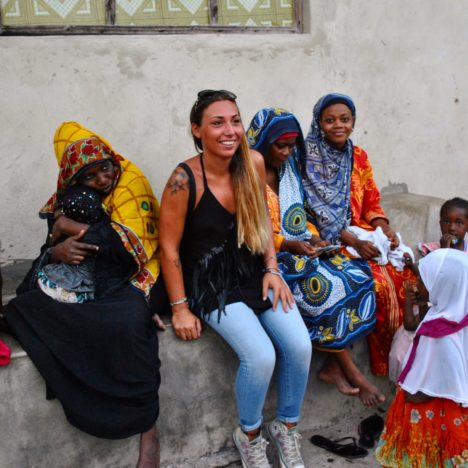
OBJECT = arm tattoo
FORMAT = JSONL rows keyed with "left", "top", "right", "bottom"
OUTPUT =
{"left": 167, "top": 167, "right": 189, "bottom": 195}
{"left": 173, "top": 258, "right": 181, "bottom": 269}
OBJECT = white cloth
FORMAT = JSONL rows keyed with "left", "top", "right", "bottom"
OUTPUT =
{"left": 401, "top": 249, "right": 468, "bottom": 406}
{"left": 345, "top": 226, "right": 414, "bottom": 270}
{"left": 389, "top": 323, "right": 416, "bottom": 384}
{"left": 388, "top": 233, "right": 415, "bottom": 271}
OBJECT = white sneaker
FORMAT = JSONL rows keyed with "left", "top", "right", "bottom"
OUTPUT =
{"left": 266, "top": 419, "right": 305, "bottom": 468}
{"left": 233, "top": 427, "right": 271, "bottom": 468}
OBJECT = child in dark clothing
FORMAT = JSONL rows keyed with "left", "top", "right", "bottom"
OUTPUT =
{"left": 38, "top": 184, "right": 105, "bottom": 303}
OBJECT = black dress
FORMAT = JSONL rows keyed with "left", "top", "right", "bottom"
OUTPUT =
{"left": 178, "top": 156, "right": 271, "bottom": 320}
{"left": 4, "top": 223, "right": 161, "bottom": 439}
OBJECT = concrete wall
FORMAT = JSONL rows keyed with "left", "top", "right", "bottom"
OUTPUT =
{"left": 1, "top": 0, "right": 468, "bottom": 260}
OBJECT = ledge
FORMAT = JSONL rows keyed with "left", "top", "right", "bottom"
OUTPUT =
{"left": 0, "top": 192, "right": 444, "bottom": 466}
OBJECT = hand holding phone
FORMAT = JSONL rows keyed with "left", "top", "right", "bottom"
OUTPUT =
{"left": 315, "top": 244, "right": 341, "bottom": 255}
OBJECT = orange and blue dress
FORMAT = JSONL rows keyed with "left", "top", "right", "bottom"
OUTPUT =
{"left": 248, "top": 107, "right": 376, "bottom": 350}
{"left": 349, "top": 146, "right": 415, "bottom": 375}
{"left": 300, "top": 93, "right": 415, "bottom": 376}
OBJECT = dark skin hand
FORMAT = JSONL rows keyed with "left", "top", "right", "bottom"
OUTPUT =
{"left": 403, "top": 252, "right": 419, "bottom": 276}
{"left": 355, "top": 239, "right": 380, "bottom": 259}
{"left": 373, "top": 218, "right": 399, "bottom": 249}
{"left": 281, "top": 237, "right": 339, "bottom": 259}
{"left": 440, "top": 233, "right": 459, "bottom": 248}
{"left": 340, "top": 229, "right": 380, "bottom": 260}
{"left": 281, "top": 239, "right": 319, "bottom": 258}
{"left": 50, "top": 230, "right": 99, "bottom": 265}
{"left": 403, "top": 281, "right": 427, "bottom": 331}
{"left": 50, "top": 214, "right": 89, "bottom": 244}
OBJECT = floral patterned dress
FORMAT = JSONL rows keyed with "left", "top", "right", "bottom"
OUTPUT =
{"left": 375, "top": 388, "right": 468, "bottom": 467}
{"left": 349, "top": 146, "right": 416, "bottom": 376}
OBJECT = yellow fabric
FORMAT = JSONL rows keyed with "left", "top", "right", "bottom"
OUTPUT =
{"left": 53, "top": 121, "right": 115, "bottom": 166}
{"left": 46, "top": 121, "right": 160, "bottom": 297}
{"left": 306, "top": 221, "right": 319, "bottom": 238}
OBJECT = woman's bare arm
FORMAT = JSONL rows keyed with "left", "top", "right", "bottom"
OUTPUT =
{"left": 159, "top": 166, "right": 202, "bottom": 341}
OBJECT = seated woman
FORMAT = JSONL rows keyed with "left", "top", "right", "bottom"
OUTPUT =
{"left": 376, "top": 249, "right": 468, "bottom": 467}
{"left": 4, "top": 122, "right": 162, "bottom": 468}
{"left": 299, "top": 94, "right": 416, "bottom": 377}
{"left": 247, "top": 108, "right": 383, "bottom": 407}
{"left": 159, "top": 91, "right": 312, "bottom": 468}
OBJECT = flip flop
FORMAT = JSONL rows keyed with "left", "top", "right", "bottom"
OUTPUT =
{"left": 358, "top": 414, "right": 384, "bottom": 448}
{"left": 310, "top": 435, "right": 368, "bottom": 459}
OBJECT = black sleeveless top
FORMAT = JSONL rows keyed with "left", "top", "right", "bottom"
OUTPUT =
{"left": 178, "top": 156, "right": 271, "bottom": 320}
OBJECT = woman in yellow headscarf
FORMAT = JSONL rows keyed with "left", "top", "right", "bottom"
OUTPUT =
{"left": 5, "top": 122, "right": 163, "bottom": 467}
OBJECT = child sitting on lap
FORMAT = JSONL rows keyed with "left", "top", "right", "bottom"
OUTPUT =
{"left": 38, "top": 184, "right": 105, "bottom": 303}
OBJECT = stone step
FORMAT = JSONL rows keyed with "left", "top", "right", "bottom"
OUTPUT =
{"left": 0, "top": 192, "right": 444, "bottom": 466}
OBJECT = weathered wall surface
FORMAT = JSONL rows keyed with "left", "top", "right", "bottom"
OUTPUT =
{"left": 1, "top": 0, "right": 467, "bottom": 259}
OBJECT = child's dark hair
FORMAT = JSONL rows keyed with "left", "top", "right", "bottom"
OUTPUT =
{"left": 189, "top": 89, "right": 238, "bottom": 152}
{"left": 440, "top": 197, "right": 468, "bottom": 219}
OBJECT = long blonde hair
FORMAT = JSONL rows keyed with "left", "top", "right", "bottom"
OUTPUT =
{"left": 190, "top": 91, "right": 270, "bottom": 254}
{"left": 231, "top": 135, "right": 270, "bottom": 254}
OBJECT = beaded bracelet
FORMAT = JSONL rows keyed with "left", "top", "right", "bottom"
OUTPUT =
{"left": 169, "top": 297, "right": 188, "bottom": 307}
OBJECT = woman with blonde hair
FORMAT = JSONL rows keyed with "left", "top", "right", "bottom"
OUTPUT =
{"left": 159, "top": 90, "right": 311, "bottom": 468}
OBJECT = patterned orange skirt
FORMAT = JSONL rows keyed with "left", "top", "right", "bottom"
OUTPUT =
{"left": 375, "top": 388, "right": 468, "bottom": 467}
{"left": 367, "top": 262, "right": 416, "bottom": 376}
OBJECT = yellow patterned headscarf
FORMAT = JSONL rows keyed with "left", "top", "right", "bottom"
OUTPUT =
{"left": 40, "top": 121, "right": 160, "bottom": 297}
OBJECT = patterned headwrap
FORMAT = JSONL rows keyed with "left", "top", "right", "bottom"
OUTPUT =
{"left": 298, "top": 93, "right": 356, "bottom": 243}
{"left": 40, "top": 122, "right": 160, "bottom": 297}
{"left": 247, "top": 108, "right": 311, "bottom": 241}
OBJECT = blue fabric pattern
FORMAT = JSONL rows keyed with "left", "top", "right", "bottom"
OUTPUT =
{"left": 248, "top": 107, "right": 376, "bottom": 350}
{"left": 298, "top": 93, "right": 356, "bottom": 242}
{"left": 278, "top": 252, "right": 376, "bottom": 349}
{"left": 248, "top": 107, "right": 310, "bottom": 241}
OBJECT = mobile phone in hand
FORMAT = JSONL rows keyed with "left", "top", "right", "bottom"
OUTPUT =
{"left": 315, "top": 244, "right": 341, "bottom": 254}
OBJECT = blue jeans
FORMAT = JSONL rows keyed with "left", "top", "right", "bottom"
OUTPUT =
{"left": 205, "top": 297, "right": 312, "bottom": 431}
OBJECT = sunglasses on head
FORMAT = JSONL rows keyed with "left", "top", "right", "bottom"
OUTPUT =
{"left": 196, "top": 89, "right": 237, "bottom": 102}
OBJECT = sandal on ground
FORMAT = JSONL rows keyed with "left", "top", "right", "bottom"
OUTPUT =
{"left": 309, "top": 435, "right": 368, "bottom": 459}
{"left": 358, "top": 414, "right": 384, "bottom": 448}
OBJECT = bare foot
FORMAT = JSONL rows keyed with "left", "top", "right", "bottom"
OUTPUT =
{"left": 356, "top": 381, "right": 386, "bottom": 407}
{"left": 318, "top": 354, "right": 360, "bottom": 396}
{"left": 137, "top": 425, "right": 160, "bottom": 468}
{"left": 335, "top": 349, "right": 386, "bottom": 407}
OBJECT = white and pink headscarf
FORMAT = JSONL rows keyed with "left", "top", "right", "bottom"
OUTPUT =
{"left": 399, "top": 248, "right": 468, "bottom": 406}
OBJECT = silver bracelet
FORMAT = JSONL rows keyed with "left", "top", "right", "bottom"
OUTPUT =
{"left": 169, "top": 297, "right": 188, "bottom": 307}
{"left": 263, "top": 269, "right": 282, "bottom": 277}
